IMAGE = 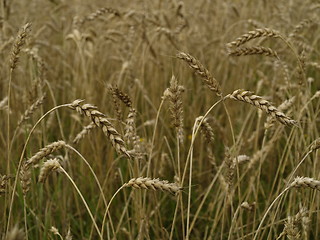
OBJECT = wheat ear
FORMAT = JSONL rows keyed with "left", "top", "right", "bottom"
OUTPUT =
{"left": 124, "top": 177, "right": 182, "bottom": 195}
{"left": 177, "top": 52, "right": 222, "bottom": 96}
{"left": 226, "top": 28, "right": 280, "bottom": 48}
{"left": 73, "top": 122, "right": 97, "bottom": 144}
{"left": 38, "top": 159, "right": 61, "bottom": 183}
{"left": 227, "top": 89, "right": 296, "bottom": 126}
{"left": 228, "top": 46, "right": 279, "bottom": 59}
{"left": 69, "top": 100, "right": 130, "bottom": 158}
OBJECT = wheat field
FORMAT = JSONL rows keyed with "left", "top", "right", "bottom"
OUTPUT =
{"left": 1, "top": 0, "right": 320, "bottom": 239}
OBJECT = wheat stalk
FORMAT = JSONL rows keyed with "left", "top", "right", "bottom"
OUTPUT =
{"left": 227, "top": 89, "right": 296, "bottom": 126}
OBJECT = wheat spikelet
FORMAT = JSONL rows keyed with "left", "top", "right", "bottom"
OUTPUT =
{"left": 176, "top": 52, "right": 222, "bottom": 96}
{"left": 310, "top": 138, "right": 320, "bottom": 152}
{"left": 74, "top": 7, "right": 120, "bottom": 27}
{"left": 228, "top": 89, "right": 296, "bottom": 126}
{"left": 19, "top": 162, "right": 31, "bottom": 195}
{"left": 284, "top": 216, "right": 301, "bottom": 240}
{"left": 240, "top": 201, "right": 255, "bottom": 211}
{"left": 124, "top": 177, "right": 182, "bottom": 195}
{"left": 69, "top": 100, "right": 130, "bottom": 158}
{"left": 26, "top": 140, "right": 66, "bottom": 167}
{"left": 197, "top": 116, "right": 214, "bottom": 143}
{"left": 38, "top": 159, "right": 61, "bottom": 183}
{"left": 0, "top": 96, "right": 8, "bottom": 110}
{"left": 0, "top": 175, "right": 10, "bottom": 195}
{"left": 165, "top": 76, "right": 185, "bottom": 142}
{"left": 17, "top": 95, "right": 45, "bottom": 127}
{"left": 226, "top": 28, "right": 280, "bottom": 48}
{"left": 265, "top": 96, "right": 296, "bottom": 129}
{"left": 289, "top": 19, "right": 313, "bottom": 39}
{"left": 228, "top": 46, "right": 279, "bottom": 58}
{"left": 233, "top": 155, "right": 250, "bottom": 165}
{"left": 10, "top": 23, "right": 31, "bottom": 70}
{"left": 110, "top": 85, "right": 133, "bottom": 108}
{"left": 73, "top": 122, "right": 97, "bottom": 144}
{"left": 290, "top": 176, "right": 320, "bottom": 190}
{"left": 124, "top": 108, "right": 137, "bottom": 144}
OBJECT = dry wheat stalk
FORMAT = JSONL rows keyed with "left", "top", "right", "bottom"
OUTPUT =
{"left": 228, "top": 89, "right": 296, "bottom": 126}
{"left": 69, "top": 100, "right": 130, "bottom": 158}
{"left": 290, "top": 176, "right": 320, "bottom": 190}
{"left": 197, "top": 116, "right": 214, "bottom": 143}
{"left": 10, "top": 23, "right": 31, "bottom": 70}
{"left": 176, "top": 52, "right": 222, "bottom": 96}
{"left": 228, "top": 46, "right": 279, "bottom": 58}
{"left": 73, "top": 122, "right": 97, "bottom": 144}
{"left": 38, "top": 159, "right": 61, "bottom": 183}
{"left": 17, "top": 95, "right": 45, "bottom": 127}
{"left": 226, "top": 28, "right": 280, "bottom": 48}
{"left": 19, "top": 162, "right": 31, "bottom": 195}
{"left": 26, "top": 141, "right": 66, "bottom": 167}
{"left": 164, "top": 76, "right": 185, "bottom": 142}
{"left": 124, "top": 177, "right": 182, "bottom": 195}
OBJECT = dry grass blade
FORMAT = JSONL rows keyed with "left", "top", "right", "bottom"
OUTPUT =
{"left": 176, "top": 52, "right": 222, "bottom": 96}
{"left": 226, "top": 28, "right": 280, "bottom": 48}
{"left": 228, "top": 46, "right": 279, "bottom": 59}
{"left": 124, "top": 177, "right": 182, "bottom": 195}
{"left": 228, "top": 89, "right": 297, "bottom": 126}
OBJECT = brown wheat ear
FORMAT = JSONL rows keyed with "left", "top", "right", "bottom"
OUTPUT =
{"left": 228, "top": 46, "right": 279, "bottom": 59}
{"left": 69, "top": 99, "right": 130, "bottom": 158}
{"left": 73, "top": 122, "right": 97, "bottom": 144}
{"left": 10, "top": 23, "right": 32, "bottom": 70}
{"left": 176, "top": 52, "right": 222, "bottom": 96}
{"left": 26, "top": 140, "right": 67, "bottom": 168}
{"left": 290, "top": 176, "right": 320, "bottom": 191}
{"left": 227, "top": 89, "right": 297, "bottom": 126}
{"left": 226, "top": 28, "right": 280, "bottom": 48}
{"left": 124, "top": 177, "right": 182, "bottom": 195}
{"left": 38, "top": 159, "right": 61, "bottom": 183}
